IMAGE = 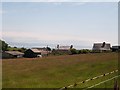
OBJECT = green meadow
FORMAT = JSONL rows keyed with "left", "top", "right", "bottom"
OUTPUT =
{"left": 2, "top": 52, "right": 119, "bottom": 88}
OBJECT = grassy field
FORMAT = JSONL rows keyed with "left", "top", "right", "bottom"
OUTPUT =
{"left": 2, "top": 52, "right": 119, "bottom": 88}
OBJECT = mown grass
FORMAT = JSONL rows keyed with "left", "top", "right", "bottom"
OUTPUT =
{"left": 2, "top": 52, "right": 118, "bottom": 88}
{"left": 93, "top": 75, "right": 119, "bottom": 88}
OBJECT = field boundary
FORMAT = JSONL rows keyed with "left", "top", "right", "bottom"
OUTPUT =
{"left": 84, "top": 75, "right": 120, "bottom": 90}
{"left": 59, "top": 69, "right": 118, "bottom": 90}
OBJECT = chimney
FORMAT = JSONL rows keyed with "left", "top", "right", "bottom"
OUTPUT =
{"left": 101, "top": 42, "right": 106, "bottom": 48}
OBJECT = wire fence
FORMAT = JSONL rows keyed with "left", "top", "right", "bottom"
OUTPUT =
{"left": 83, "top": 75, "right": 120, "bottom": 90}
{"left": 59, "top": 70, "right": 119, "bottom": 90}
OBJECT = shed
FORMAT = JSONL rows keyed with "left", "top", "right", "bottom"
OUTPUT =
{"left": 2, "top": 51, "right": 24, "bottom": 59}
{"left": 24, "top": 49, "right": 41, "bottom": 58}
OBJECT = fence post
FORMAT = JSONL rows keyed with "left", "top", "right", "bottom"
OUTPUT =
{"left": 114, "top": 79, "right": 119, "bottom": 90}
{"left": 104, "top": 81, "right": 106, "bottom": 90}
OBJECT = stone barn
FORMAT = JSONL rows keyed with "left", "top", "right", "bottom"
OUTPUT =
{"left": 92, "top": 42, "right": 111, "bottom": 52}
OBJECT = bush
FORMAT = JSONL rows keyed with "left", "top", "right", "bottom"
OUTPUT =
{"left": 78, "top": 49, "right": 91, "bottom": 54}
{"left": 46, "top": 47, "right": 51, "bottom": 51}
{"left": 70, "top": 48, "right": 78, "bottom": 55}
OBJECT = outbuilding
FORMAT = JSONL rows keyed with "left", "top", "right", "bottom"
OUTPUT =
{"left": 52, "top": 45, "right": 72, "bottom": 55}
{"left": 24, "top": 49, "right": 42, "bottom": 58}
{"left": 92, "top": 42, "right": 111, "bottom": 52}
{"left": 2, "top": 51, "right": 24, "bottom": 59}
{"left": 24, "top": 48, "right": 49, "bottom": 58}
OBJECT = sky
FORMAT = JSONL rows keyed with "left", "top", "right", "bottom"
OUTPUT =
{"left": 1, "top": 2, "right": 118, "bottom": 49}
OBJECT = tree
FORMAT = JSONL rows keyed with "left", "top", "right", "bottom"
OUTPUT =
{"left": 57, "top": 45, "right": 59, "bottom": 49}
{"left": 18, "top": 47, "right": 27, "bottom": 52}
{"left": 0, "top": 40, "right": 8, "bottom": 51}
{"left": 46, "top": 47, "right": 51, "bottom": 51}
{"left": 101, "top": 42, "right": 106, "bottom": 48}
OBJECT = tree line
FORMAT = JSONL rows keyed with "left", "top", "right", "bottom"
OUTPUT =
{"left": 0, "top": 40, "right": 26, "bottom": 52}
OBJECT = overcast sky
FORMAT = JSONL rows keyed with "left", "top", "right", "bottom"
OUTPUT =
{"left": 1, "top": 2, "right": 118, "bottom": 49}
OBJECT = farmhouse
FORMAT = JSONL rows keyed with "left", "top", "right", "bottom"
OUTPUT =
{"left": 92, "top": 42, "right": 111, "bottom": 52}
{"left": 58, "top": 46, "right": 71, "bottom": 50}
{"left": 2, "top": 51, "right": 24, "bottom": 59}
{"left": 53, "top": 45, "right": 73, "bottom": 55}
{"left": 24, "top": 48, "right": 49, "bottom": 58}
{"left": 56, "top": 45, "right": 73, "bottom": 50}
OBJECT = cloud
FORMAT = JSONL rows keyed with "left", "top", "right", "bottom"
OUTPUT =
{"left": 0, "top": 10, "right": 3, "bottom": 14}
{"left": 46, "top": 2, "right": 86, "bottom": 6}
{"left": 65, "top": 2, "right": 86, "bottom": 6}
{"left": 1, "top": 0, "right": 119, "bottom": 2}
{"left": 52, "top": 2, "right": 62, "bottom": 5}
{"left": 2, "top": 31, "right": 95, "bottom": 48}
{"left": 2, "top": 31, "right": 98, "bottom": 43}
{"left": 72, "top": 2, "right": 86, "bottom": 5}
{"left": 0, "top": 9, "right": 7, "bottom": 14}
{"left": 2, "top": 31, "right": 117, "bottom": 48}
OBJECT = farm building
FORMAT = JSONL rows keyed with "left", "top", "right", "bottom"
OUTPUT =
{"left": 92, "top": 42, "right": 111, "bottom": 52}
{"left": 2, "top": 51, "right": 24, "bottom": 59}
{"left": 56, "top": 45, "right": 73, "bottom": 50}
{"left": 32, "top": 47, "right": 51, "bottom": 53}
{"left": 24, "top": 48, "right": 49, "bottom": 58}
{"left": 111, "top": 46, "right": 120, "bottom": 52}
{"left": 58, "top": 46, "right": 71, "bottom": 50}
{"left": 53, "top": 45, "right": 73, "bottom": 55}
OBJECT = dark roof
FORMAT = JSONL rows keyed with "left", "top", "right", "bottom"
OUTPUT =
{"left": 5, "top": 51, "right": 24, "bottom": 55}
